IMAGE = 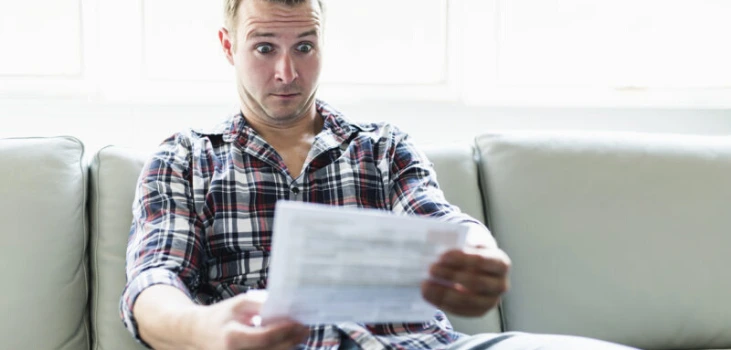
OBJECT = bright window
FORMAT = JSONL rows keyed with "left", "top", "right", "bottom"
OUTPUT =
{"left": 1, "top": 0, "right": 731, "bottom": 107}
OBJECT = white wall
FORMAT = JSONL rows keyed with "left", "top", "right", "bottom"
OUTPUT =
{"left": 2, "top": 99, "right": 729, "bottom": 158}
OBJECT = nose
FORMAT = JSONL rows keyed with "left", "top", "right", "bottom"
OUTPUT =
{"left": 275, "top": 53, "right": 298, "bottom": 85}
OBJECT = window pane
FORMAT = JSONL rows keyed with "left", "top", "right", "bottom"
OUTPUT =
{"left": 321, "top": 0, "right": 447, "bottom": 84}
{"left": 498, "top": 0, "right": 731, "bottom": 88}
{"left": 0, "top": 0, "right": 81, "bottom": 76}
{"left": 142, "top": 0, "right": 232, "bottom": 81}
{"left": 140, "top": 0, "right": 448, "bottom": 86}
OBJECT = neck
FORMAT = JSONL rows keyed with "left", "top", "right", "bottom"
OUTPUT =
{"left": 241, "top": 103, "right": 323, "bottom": 146}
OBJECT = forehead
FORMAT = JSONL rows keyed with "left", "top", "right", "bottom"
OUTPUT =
{"left": 238, "top": 0, "right": 322, "bottom": 39}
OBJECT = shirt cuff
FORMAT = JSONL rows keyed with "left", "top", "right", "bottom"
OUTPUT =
{"left": 119, "top": 268, "right": 194, "bottom": 347}
{"left": 439, "top": 211, "right": 483, "bottom": 227}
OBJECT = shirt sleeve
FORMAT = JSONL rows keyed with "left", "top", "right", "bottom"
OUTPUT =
{"left": 388, "top": 128, "right": 483, "bottom": 227}
{"left": 119, "top": 133, "right": 204, "bottom": 345}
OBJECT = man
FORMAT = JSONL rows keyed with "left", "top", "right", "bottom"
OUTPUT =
{"left": 121, "top": 0, "right": 637, "bottom": 349}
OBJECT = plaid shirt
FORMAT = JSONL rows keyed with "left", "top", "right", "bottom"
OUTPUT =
{"left": 121, "top": 100, "right": 482, "bottom": 349}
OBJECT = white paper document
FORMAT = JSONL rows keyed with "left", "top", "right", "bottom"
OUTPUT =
{"left": 259, "top": 201, "right": 468, "bottom": 326}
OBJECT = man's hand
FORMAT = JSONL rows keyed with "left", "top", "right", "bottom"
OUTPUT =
{"left": 421, "top": 247, "right": 511, "bottom": 317}
{"left": 191, "top": 293, "right": 310, "bottom": 350}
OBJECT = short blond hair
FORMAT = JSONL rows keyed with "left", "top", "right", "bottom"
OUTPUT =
{"left": 224, "top": 0, "right": 324, "bottom": 34}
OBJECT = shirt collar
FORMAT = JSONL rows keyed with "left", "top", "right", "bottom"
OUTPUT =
{"left": 200, "top": 99, "right": 376, "bottom": 146}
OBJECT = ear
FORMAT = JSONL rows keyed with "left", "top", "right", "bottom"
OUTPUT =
{"left": 219, "top": 27, "right": 235, "bottom": 65}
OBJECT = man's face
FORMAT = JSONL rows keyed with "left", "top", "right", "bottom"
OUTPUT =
{"left": 221, "top": 0, "right": 323, "bottom": 125}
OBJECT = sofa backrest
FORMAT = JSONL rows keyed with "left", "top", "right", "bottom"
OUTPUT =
{"left": 7, "top": 132, "right": 731, "bottom": 349}
{"left": 476, "top": 132, "right": 731, "bottom": 350}
{"left": 88, "top": 143, "right": 499, "bottom": 348}
{"left": 89, "top": 146, "right": 149, "bottom": 350}
{"left": 0, "top": 137, "right": 89, "bottom": 350}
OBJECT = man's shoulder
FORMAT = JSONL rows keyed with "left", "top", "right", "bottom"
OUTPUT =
{"left": 163, "top": 114, "right": 239, "bottom": 146}
{"left": 317, "top": 100, "right": 407, "bottom": 142}
{"left": 147, "top": 114, "right": 239, "bottom": 163}
{"left": 189, "top": 113, "right": 240, "bottom": 142}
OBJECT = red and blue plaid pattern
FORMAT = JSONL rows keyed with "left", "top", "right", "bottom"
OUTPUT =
{"left": 121, "top": 100, "right": 481, "bottom": 349}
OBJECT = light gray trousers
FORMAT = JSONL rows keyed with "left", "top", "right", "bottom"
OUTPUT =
{"left": 446, "top": 332, "right": 640, "bottom": 350}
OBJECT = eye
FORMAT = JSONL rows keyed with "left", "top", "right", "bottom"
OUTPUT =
{"left": 255, "top": 43, "right": 274, "bottom": 54}
{"left": 296, "top": 42, "right": 314, "bottom": 53}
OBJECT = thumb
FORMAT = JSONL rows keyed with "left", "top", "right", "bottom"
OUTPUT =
{"left": 229, "top": 292, "right": 265, "bottom": 325}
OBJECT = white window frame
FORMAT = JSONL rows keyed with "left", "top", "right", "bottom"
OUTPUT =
{"left": 2, "top": 0, "right": 731, "bottom": 108}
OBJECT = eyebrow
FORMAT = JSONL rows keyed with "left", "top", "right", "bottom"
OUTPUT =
{"left": 250, "top": 31, "right": 275, "bottom": 38}
{"left": 297, "top": 29, "right": 318, "bottom": 38}
{"left": 249, "top": 29, "right": 318, "bottom": 39}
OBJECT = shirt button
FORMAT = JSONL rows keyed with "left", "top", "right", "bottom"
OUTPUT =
{"left": 291, "top": 187, "right": 300, "bottom": 195}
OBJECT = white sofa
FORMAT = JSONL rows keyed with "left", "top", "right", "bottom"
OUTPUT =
{"left": 2, "top": 131, "right": 730, "bottom": 350}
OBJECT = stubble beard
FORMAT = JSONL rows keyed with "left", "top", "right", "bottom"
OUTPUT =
{"left": 240, "top": 83, "right": 318, "bottom": 126}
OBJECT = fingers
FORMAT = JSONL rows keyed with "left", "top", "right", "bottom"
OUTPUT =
{"left": 421, "top": 280, "right": 500, "bottom": 317}
{"left": 429, "top": 263, "right": 509, "bottom": 296}
{"left": 423, "top": 248, "right": 511, "bottom": 317}
{"left": 438, "top": 249, "right": 511, "bottom": 276}
{"left": 231, "top": 293, "right": 265, "bottom": 315}
{"left": 226, "top": 294, "right": 265, "bottom": 326}
{"left": 225, "top": 320, "right": 309, "bottom": 349}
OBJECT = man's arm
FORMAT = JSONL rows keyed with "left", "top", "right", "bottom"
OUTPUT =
{"left": 133, "top": 285, "right": 200, "bottom": 349}
{"left": 120, "top": 134, "right": 205, "bottom": 346}
{"left": 133, "top": 285, "right": 309, "bottom": 350}
{"left": 122, "top": 134, "right": 308, "bottom": 349}
{"left": 386, "top": 129, "right": 510, "bottom": 317}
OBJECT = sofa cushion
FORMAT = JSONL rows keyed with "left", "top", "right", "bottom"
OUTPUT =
{"left": 0, "top": 137, "right": 89, "bottom": 350}
{"left": 89, "top": 146, "right": 149, "bottom": 350}
{"left": 476, "top": 132, "right": 731, "bottom": 350}
{"left": 420, "top": 143, "right": 502, "bottom": 335}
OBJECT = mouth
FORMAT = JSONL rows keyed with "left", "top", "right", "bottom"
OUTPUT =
{"left": 271, "top": 93, "right": 301, "bottom": 99}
